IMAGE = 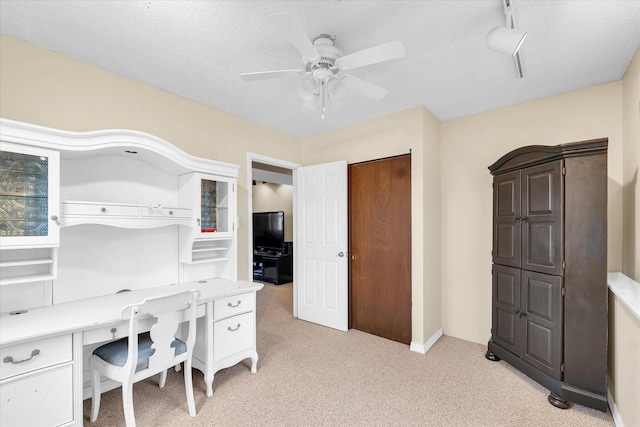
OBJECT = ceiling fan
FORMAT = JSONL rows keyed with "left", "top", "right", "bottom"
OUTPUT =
{"left": 240, "top": 13, "right": 406, "bottom": 118}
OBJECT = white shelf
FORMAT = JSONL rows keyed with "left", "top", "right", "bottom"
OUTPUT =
{"left": 192, "top": 247, "right": 227, "bottom": 253}
{"left": 0, "top": 258, "right": 54, "bottom": 268}
{"left": 0, "top": 247, "right": 58, "bottom": 287}
{"left": 190, "top": 257, "right": 229, "bottom": 265}
{"left": 0, "top": 274, "right": 55, "bottom": 286}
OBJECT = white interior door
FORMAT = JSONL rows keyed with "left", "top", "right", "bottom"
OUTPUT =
{"left": 295, "top": 160, "right": 348, "bottom": 331}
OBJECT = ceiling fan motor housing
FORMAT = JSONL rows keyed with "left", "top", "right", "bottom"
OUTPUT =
{"left": 304, "top": 35, "right": 343, "bottom": 75}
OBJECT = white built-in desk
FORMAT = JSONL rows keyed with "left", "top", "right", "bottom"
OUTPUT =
{"left": 0, "top": 278, "right": 262, "bottom": 426}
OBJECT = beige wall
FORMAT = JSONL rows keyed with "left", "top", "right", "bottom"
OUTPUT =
{"left": 252, "top": 182, "right": 294, "bottom": 242}
{"left": 608, "top": 46, "right": 640, "bottom": 427}
{"left": 301, "top": 106, "right": 442, "bottom": 346}
{"left": 0, "top": 34, "right": 303, "bottom": 279}
{"left": 440, "top": 82, "right": 624, "bottom": 344}
{"left": 622, "top": 46, "right": 640, "bottom": 281}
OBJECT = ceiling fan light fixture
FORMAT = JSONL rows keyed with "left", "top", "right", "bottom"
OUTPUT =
{"left": 296, "top": 75, "right": 317, "bottom": 101}
{"left": 486, "top": 26, "right": 527, "bottom": 57}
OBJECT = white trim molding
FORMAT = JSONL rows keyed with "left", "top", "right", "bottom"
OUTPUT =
{"left": 0, "top": 118, "right": 239, "bottom": 177}
{"left": 410, "top": 328, "right": 443, "bottom": 354}
{"left": 608, "top": 385, "right": 622, "bottom": 427}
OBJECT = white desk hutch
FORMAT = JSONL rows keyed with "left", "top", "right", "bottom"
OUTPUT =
{"left": 0, "top": 119, "right": 262, "bottom": 426}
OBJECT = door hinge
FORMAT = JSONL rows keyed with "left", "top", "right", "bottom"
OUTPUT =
{"left": 562, "top": 261, "right": 566, "bottom": 270}
{"left": 562, "top": 166, "right": 566, "bottom": 176}
{"left": 561, "top": 287, "right": 566, "bottom": 296}
{"left": 561, "top": 363, "right": 565, "bottom": 373}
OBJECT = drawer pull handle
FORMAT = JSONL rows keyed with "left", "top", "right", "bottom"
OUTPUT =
{"left": 101, "top": 207, "right": 107, "bottom": 213}
{"left": 227, "top": 300, "right": 242, "bottom": 308}
{"left": 111, "top": 328, "right": 117, "bottom": 339}
{"left": 227, "top": 324, "right": 241, "bottom": 332}
{"left": 3, "top": 349, "right": 40, "bottom": 364}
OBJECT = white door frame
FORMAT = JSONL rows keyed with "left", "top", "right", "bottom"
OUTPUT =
{"left": 246, "top": 153, "right": 302, "bottom": 316}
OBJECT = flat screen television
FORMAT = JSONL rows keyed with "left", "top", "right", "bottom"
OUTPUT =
{"left": 253, "top": 211, "right": 285, "bottom": 252}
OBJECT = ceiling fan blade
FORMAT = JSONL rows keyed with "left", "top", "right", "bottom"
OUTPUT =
{"left": 239, "top": 69, "right": 304, "bottom": 81}
{"left": 270, "top": 13, "right": 319, "bottom": 60}
{"left": 335, "top": 40, "right": 405, "bottom": 70}
{"left": 341, "top": 75, "right": 389, "bottom": 101}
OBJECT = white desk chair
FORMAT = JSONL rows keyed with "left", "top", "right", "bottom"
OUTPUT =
{"left": 89, "top": 289, "right": 200, "bottom": 427}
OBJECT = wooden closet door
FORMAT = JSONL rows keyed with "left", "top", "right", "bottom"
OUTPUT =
{"left": 348, "top": 154, "right": 411, "bottom": 344}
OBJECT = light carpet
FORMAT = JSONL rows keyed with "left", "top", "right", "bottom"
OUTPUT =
{"left": 83, "top": 282, "right": 614, "bottom": 426}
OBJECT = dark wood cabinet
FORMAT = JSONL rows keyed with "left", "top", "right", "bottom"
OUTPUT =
{"left": 487, "top": 139, "right": 608, "bottom": 412}
{"left": 253, "top": 252, "right": 293, "bottom": 285}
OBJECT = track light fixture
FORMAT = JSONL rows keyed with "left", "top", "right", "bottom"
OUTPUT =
{"left": 486, "top": 0, "right": 527, "bottom": 78}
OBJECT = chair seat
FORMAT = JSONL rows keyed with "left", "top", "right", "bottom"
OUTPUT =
{"left": 93, "top": 332, "right": 186, "bottom": 372}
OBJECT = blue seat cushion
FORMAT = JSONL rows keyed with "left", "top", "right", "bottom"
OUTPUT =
{"left": 93, "top": 332, "right": 186, "bottom": 372}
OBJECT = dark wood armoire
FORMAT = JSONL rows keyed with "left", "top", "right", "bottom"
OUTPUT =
{"left": 486, "top": 139, "right": 608, "bottom": 412}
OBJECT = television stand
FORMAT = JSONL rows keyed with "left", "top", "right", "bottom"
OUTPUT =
{"left": 253, "top": 252, "right": 292, "bottom": 285}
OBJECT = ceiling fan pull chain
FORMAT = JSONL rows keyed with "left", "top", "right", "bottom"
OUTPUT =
{"left": 321, "top": 80, "right": 327, "bottom": 119}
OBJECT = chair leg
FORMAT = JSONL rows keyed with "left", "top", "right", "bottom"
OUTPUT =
{"left": 90, "top": 368, "right": 101, "bottom": 422}
{"left": 184, "top": 359, "right": 196, "bottom": 417}
{"left": 159, "top": 369, "right": 167, "bottom": 388}
{"left": 122, "top": 381, "right": 136, "bottom": 427}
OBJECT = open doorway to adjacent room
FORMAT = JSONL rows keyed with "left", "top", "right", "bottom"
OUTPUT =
{"left": 247, "top": 153, "right": 300, "bottom": 315}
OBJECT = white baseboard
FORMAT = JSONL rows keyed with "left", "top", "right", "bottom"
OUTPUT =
{"left": 608, "top": 386, "right": 623, "bottom": 427}
{"left": 410, "top": 328, "right": 443, "bottom": 354}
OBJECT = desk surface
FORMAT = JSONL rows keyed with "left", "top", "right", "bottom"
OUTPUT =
{"left": 0, "top": 278, "right": 263, "bottom": 347}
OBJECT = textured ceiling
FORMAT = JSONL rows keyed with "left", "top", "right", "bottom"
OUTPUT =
{"left": 1, "top": 1, "right": 639, "bottom": 138}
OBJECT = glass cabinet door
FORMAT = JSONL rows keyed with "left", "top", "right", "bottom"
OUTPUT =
{"left": 0, "top": 143, "right": 59, "bottom": 246}
{"left": 198, "top": 176, "right": 234, "bottom": 237}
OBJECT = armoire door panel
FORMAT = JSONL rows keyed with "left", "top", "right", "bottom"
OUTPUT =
{"left": 521, "top": 270, "right": 563, "bottom": 379}
{"left": 526, "top": 221, "right": 555, "bottom": 268}
{"left": 492, "top": 265, "right": 521, "bottom": 355}
{"left": 493, "top": 171, "right": 521, "bottom": 268}
{"left": 496, "top": 224, "right": 517, "bottom": 261}
{"left": 522, "top": 161, "right": 563, "bottom": 275}
{"left": 496, "top": 179, "right": 518, "bottom": 216}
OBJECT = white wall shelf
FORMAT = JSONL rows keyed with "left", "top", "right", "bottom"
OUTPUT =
{"left": 60, "top": 201, "right": 193, "bottom": 229}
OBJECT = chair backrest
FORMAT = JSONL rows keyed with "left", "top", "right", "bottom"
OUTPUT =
{"left": 120, "top": 289, "right": 200, "bottom": 376}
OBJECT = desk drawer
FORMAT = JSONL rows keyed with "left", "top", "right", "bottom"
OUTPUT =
{"left": 83, "top": 304, "right": 204, "bottom": 346}
{"left": 0, "top": 335, "right": 72, "bottom": 380}
{"left": 141, "top": 206, "right": 191, "bottom": 218}
{"left": 62, "top": 202, "right": 139, "bottom": 217}
{"left": 213, "top": 292, "right": 255, "bottom": 321}
{"left": 213, "top": 312, "right": 254, "bottom": 363}
{"left": 0, "top": 364, "right": 74, "bottom": 426}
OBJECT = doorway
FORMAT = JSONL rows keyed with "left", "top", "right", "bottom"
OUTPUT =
{"left": 247, "top": 153, "right": 301, "bottom": 315}
{"left": 348, "top": 154, "right": 412, "bottom": 344}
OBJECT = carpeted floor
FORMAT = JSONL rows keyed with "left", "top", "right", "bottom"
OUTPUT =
{"left": 83, "top": 282, "right": 614, "bottom": 426}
